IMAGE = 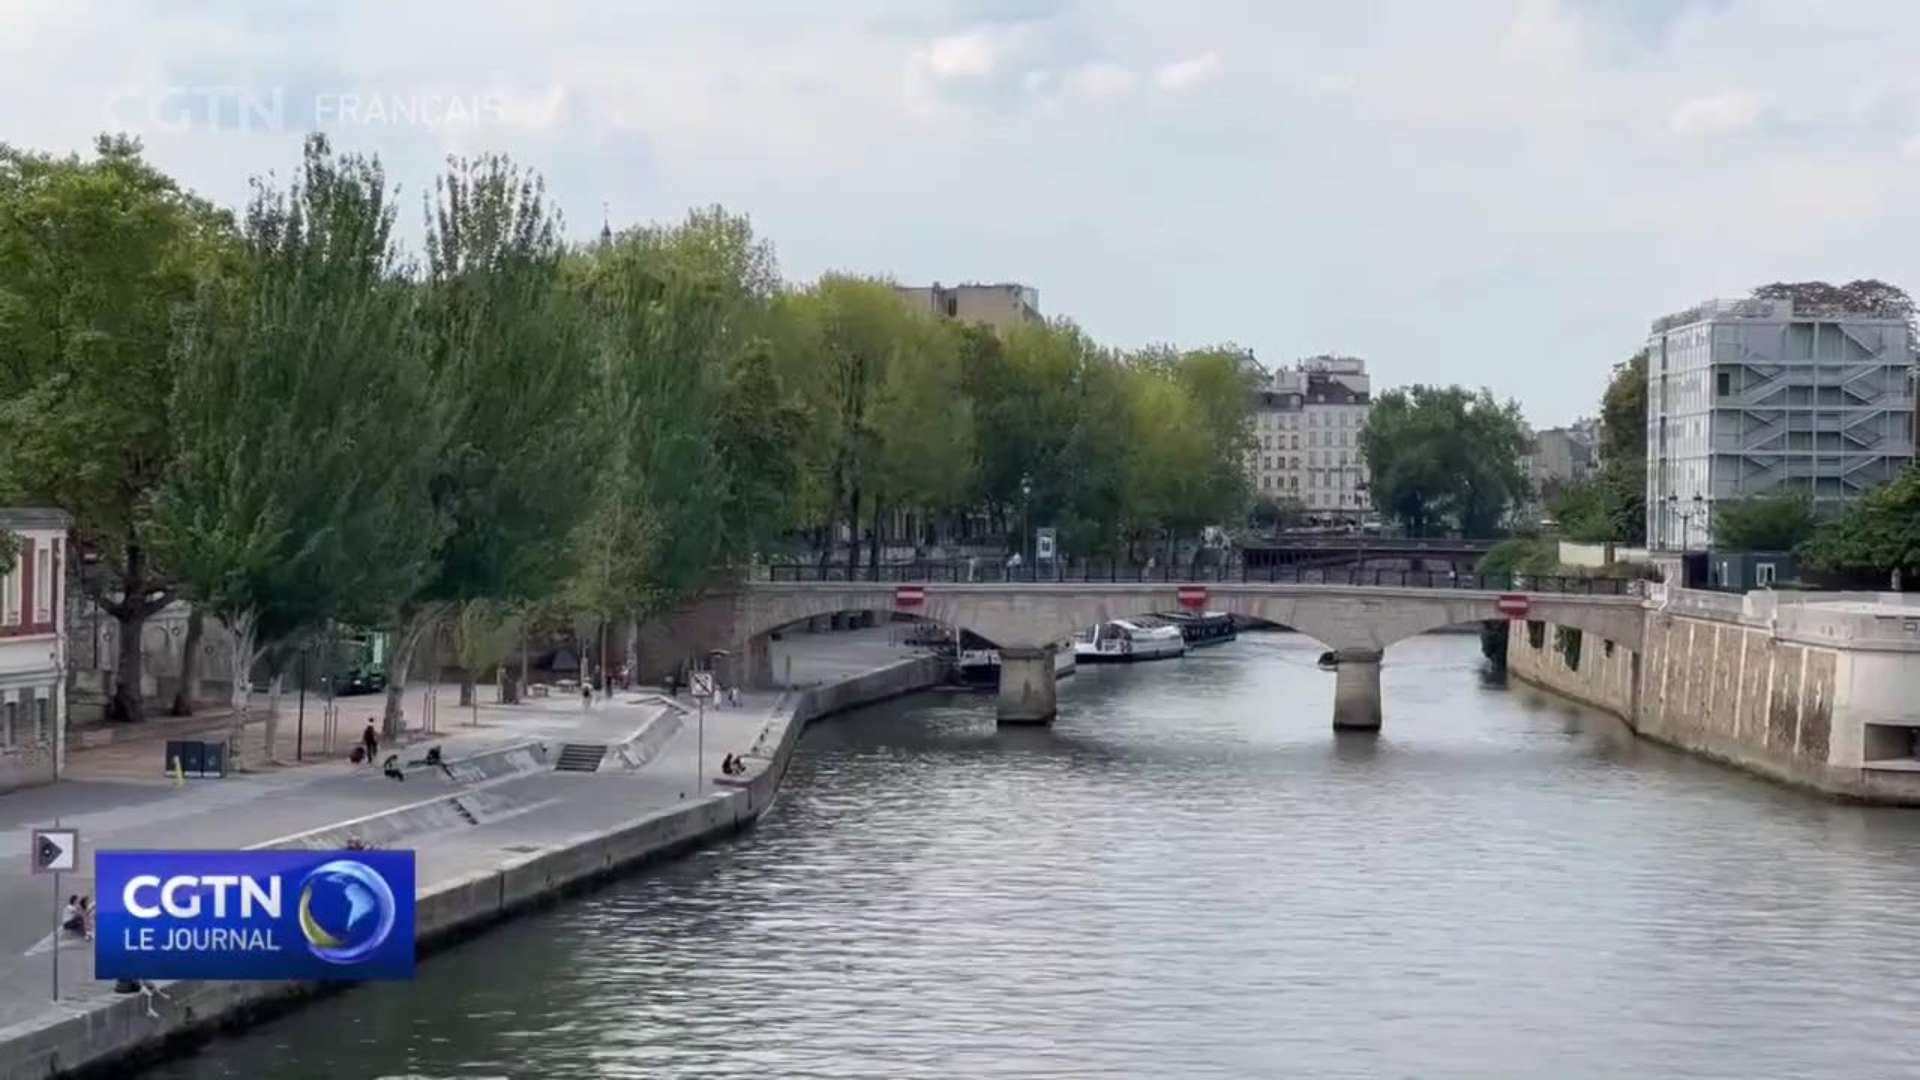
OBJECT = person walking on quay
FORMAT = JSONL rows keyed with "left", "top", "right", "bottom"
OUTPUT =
{"left": 361, "top": 721, "right": 379, "bottom": 765}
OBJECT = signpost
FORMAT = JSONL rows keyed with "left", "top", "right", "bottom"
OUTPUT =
{"left": 1035, "top": 527, "right": 1056, "bottom": 562}
{"left": 895, "top": 585, "right": 925, "bottom": 608}
{"left": 1177, "top": 584, "right": 1208, "bottom": 610}
{"left": 32, "top": 824, "right": 77, "bottom": 1000}
{"left": 690, "top": 671, "right": 715, "bottom": 797}
{"left": 1496, "top": 594, "right": 1530, "bottom": 620}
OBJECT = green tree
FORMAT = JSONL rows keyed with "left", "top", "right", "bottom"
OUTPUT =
{"left": 867, "top": 315, "right": 974, "bottom": 565}
{"left": 381, "top": 152, "right": 599, "bottom": 736}
{"left": 152, "top": 135, "right": 439, "bottom": 764}
{"left": 1802, "top": 466, "right": 1920, "bottom": 587}
{"left": 566, "top": 236, "right": 730, "bottom": 674}
{"left": 1712, "top": 491, "right": 1818, "bottom": 551}
{"left": 1361, "top": 385, "right": 1530, "bottom": 536}
{"left": 1547, "top": 351, "right": 1648, "bottom": 544}
{"left": 0, "top": 135, "right": 237, "bottom": 721}
{"left": 1248, "top": 494, "right": 1306, "bottom": 533}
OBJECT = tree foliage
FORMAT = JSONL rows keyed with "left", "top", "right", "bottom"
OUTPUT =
{"left": 1802, "top": 465, "right": 1920, "bottom": 586}
{"left": 0, "top": 134, "right": 237, "bottom": 720}
{"left": 1, "top": 129, "right": 1271, "bottom": 732}
{"left": 1360, "top": 385, "right": 1530, "bottom": 536}
{"left": 1546, "top": 352, "right": 1647, "bottom": 544}
{"left": 1712, "top": 491, "right": 1818, "bottom": 552}
{"left": 151, "top": 134, "right": 439, "bottom": 761}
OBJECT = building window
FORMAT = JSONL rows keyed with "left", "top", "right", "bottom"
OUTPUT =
{"left": 1, "top": 701, "right": 13, "bottom": 748}
{"left": 1, "top": 562, "right": 17, "bottom": 626}
{"left": 1716, "top": 371, "right": 1730, "bottom": 397}
{"left": 943, "top": 296, "right": 958, "bottom": 317}
{"left": 33, "top": 696, "right": 48, "bottom": 744}
{"left": 33, "top": 541, "right": 51, "bottom": 623}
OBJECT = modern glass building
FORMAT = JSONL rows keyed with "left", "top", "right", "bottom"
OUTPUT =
{"left": 1645, "top": 296, "right": 1914, "bottom": 551}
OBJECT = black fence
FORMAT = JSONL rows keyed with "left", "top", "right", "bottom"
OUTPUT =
{"left": 761, "top": 561, "right": 1636, "bottom": 596}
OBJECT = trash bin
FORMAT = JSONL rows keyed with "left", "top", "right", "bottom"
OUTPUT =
{"left": 200, "top": 740, "right": 226, "bottom": 778}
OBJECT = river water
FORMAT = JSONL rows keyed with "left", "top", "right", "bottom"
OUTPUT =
{"left": 150, "top": 632, "right": 1920, "bottom": 1080}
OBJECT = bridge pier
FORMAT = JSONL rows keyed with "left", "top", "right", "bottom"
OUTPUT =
{"left": 746, "top": 635, "right": 774, "bottom": 690}
{"left": 1331, "top": 648, "right": 1383, "bottom": 732}
{"left": 997, "top": 645, "right": 1057, "bottom": 726}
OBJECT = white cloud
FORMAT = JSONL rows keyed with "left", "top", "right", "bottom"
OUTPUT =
{"left": 1667, "top": 90, "right": 1769, "bottom": 139}
{"left": 1065, "top": 62, "right": 1136, "bottom": 99}
{"left": 1153, "top": 51, "right": 1221, "bottom": 92}
{"left": 1305, "top": 73, "right": 1357, "bottom": 97}
{"left": 11, "top": 0, "right": 1920, "bottom": 428}
{"left": 913, "top": 29, "right": 1009, "bottom": 82}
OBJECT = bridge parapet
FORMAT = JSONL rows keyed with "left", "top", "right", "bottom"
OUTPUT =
{"left": 739, "top": 580, "right": 1646, "bottom": 655}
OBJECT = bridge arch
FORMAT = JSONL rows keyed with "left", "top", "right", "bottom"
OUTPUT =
{"left": 735, "top": 583, "right": 1645, "bottom": 658}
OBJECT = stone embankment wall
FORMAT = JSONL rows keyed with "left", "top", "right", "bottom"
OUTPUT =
{"left": 1509, "top": 588, "right": 1920, "bottom": 803}
{"left": 0, "top": 656, "right": 947, "bottom": 1080}
{"left": 1505, "top": 617, "right": 1637, "bottom": 720}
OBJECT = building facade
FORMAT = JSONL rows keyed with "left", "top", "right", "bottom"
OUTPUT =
{"left": 1645, "top": 296, "right": 1915, "bottom": 551}
{"left": 1247, "top": 356, "right": 1372, "bottom": 522}
{"left": 1525, "top": 425, "right": 1599, "bottom": 492}
{"left": 0, "top": 508, "right": 71, "bottom": 792}
{"left": 894, "top": 282, "right": 1042, "bottom": 332}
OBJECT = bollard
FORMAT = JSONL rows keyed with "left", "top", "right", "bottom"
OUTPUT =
{"left": 171, "top": 756, "right": 184, "bottom": 788}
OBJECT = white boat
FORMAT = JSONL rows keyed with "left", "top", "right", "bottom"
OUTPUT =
{"left": 955, "top": 632, "right": 1077, "bottom": 685}
{"left": 1072, "top": 618, "right": 1188, "bottom": 664}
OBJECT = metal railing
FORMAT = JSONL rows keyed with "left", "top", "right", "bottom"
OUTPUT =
{"left": 760, "top": 561, "right": 1637, "bottom": 596}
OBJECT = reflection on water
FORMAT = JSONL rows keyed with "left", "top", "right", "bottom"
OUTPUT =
{"left": 148, "top": 633, "right": 1920, "bottom": 1080}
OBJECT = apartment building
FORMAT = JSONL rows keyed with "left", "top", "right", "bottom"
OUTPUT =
{"left": 1248, "top": 356, "right": 1373, "bottom": 521}
{"left": 0, "top": 508, "right": 70, "bottom": 792}
{"left": 1525, "top": 425, "right": 1599, "bottom": 491}
{"left": 1645, "top": 296, "right": 1915, "bottom": 551}
{"left": 895, "top": 282, "right": 1043, "bottom": 333}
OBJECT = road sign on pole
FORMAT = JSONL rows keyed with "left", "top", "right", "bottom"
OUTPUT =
{"left": 1496, "top": 594, "right": 1531, "bottom": 619}
{"left": 30, "top": 828, "right": 77, "bottom": 874}
{"left": 690, "top": 670, "right": 716, "bottom": 699}
{"left": 1035, "top": 527, "right": 1056, "bottom": 561}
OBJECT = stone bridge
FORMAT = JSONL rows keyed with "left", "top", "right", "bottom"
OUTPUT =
{"left": 703, "top": 582, "right": 1647, "bottom": 732}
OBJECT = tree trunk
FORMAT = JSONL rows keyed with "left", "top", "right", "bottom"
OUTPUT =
{"left": 458, "top": 670, "right": 475, "bottom": 707}
{"left": 845, "top": 483, "right": 863, "bottom": 580}
{"left": 111, "top": 606, "right": 147, "bottom": 722}
{"left": 868, "top": 497, "right": 884, "bottom": 576}
{"left": 170, "top": 607, "right": 205, "bottom": 717}
{"left": 624, "top": 611, "right": 639, "bottom": 691}
{"left": 225, "top": 617, "right": 257, "bottom": 771}
{"left": 262, "top": 668, "right": 285, "bottom": 766}
{"left": 381, "top": 606, "right": 443, "bottom": 740}
{"left": 106, "top": 543, "right": 167, "bottom": 723}
{"left": 820, "top": 459, "right": 845, "bottom": 573}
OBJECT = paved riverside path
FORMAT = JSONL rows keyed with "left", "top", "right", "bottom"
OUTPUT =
{"left": 0, "top": 626, "right": 926, "bottom": 1037}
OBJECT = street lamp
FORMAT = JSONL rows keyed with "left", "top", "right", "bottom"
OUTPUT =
{"left": 697, "top": 648, "right": 730, "bottom": 796}
{"left": 1668, "top": 492, "right": 1704, "bottom": 553}
{"left": 1020, "top": 474, "right": 1033, "bottom": 578}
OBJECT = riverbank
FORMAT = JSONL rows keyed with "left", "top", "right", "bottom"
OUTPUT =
{"left": 0, "top": 634, "right": 948, "bottom": 1080}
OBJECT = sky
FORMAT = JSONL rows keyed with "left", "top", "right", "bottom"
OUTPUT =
{"left": 4, "top": 0, "right": 1920, "bottom": 426}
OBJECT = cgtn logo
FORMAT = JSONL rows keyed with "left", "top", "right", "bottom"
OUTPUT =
{"left": 96, "top": 850, "right": 415, "bottom": 981}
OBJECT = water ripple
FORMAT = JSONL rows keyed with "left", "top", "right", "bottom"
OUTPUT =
{"left": 149, "top": 635, "right": 1920, "bottom": 1080}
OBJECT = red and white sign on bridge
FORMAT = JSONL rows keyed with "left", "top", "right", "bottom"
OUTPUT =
{"left": 1495, "top": 593, "right": 1530, "bottom": 619}
{"left": 895, "top": 585, "right": 926, "bottom": 608}
{"left": 1177, "top": 584, "right": 1208, "bottom": 609}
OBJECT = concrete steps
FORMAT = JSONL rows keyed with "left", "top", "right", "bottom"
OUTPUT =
{"left": 554, "top": 743, "right": 608, "bottom": 772}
